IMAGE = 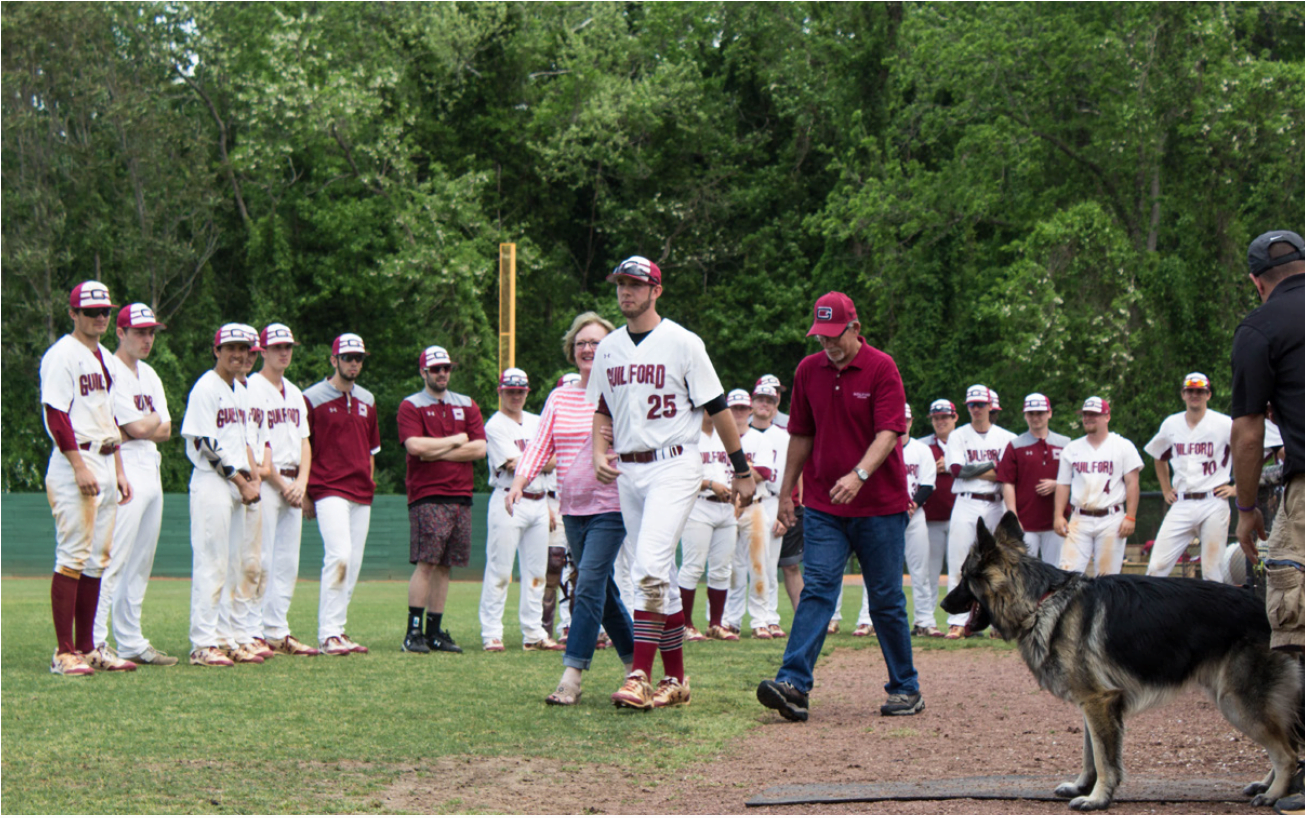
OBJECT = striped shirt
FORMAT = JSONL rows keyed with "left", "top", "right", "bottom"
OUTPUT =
{"left": 517, "top": 383, "right": 621, "bottom": 517}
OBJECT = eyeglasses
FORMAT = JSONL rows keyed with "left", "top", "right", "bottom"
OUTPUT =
{"left": 427, "top": 365, "right": 452, "bottom": 374}
{"left": 574, "top": 340, "right": 602, "bottom": 349}
{"left": 339, "top": 353, "right": 366, "bottom": 364}
{"left": 79, "top": 308, "right": 111, "bottom": 319}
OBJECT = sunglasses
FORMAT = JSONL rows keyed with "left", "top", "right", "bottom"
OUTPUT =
{"left": 79, "top": 308, "right": 112, "bottom": 319}
{"left": 427, "top": 365, "right": 452, "bottom": 374}
{"left": 339, "top": 353, "right": 366, "bottom": 363}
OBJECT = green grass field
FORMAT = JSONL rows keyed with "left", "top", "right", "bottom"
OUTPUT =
{"left": 1, "top": 577, "right": 1005, "bottom": 814}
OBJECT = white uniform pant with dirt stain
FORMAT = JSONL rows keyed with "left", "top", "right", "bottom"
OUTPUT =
{"left": 945, "top": 495, "right": 1006, "bottom": 627}
{"left": 724, "top": 501, "right": 773, "bottom": 629}
{"left": 887, "top": 509, "right": 935, "bottom": 629}
{"left": 189, "top": 468, "right": 244, "bottom": 650}
{"left": 259, "top": 484, "right": 304, "bottom": 640}
{"left": 1060, "top": 510, "right": 1126, "bottom": 576}
{"left": 614, "top": 536, "right": 636, "bottom": 614}
{"left": 617, "top": 448, "right": 702, "bottom": 616}
{"left": 679, "top": 498, "right": 737, "bottom": 593}
{"left": 218, "top": 501, "right": 264, "bottom": 645}
{"left": 760, "top": 497, "right": 784, "bottom": 627}
{"left": 1145, "top": 496, "right": 1231, "bottom": 582}
{"left": 479, "top": 489, "right": 549, "bottom": 644}
{"left": 47, "top": 450, "right": 118, "bottom": 579}
{"left": 93, "top": 448, "right": 162, "bottom": 654}
{"left": 1023, "top": 529, "right": 1064, "bottom": 567}
{"left": 315, "top": 496, "right": 371, "bottom": 643}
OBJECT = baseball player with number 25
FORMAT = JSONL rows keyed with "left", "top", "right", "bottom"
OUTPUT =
{"left": 589, "top": 256, "right": 755, "bottom": 710}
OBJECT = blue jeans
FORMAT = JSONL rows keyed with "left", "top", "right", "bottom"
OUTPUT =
{"left": 776, "top": 507, "right": 918, "bottom": 695}
{"left": 561, "top": 513, "right": 634, "bottom": 670}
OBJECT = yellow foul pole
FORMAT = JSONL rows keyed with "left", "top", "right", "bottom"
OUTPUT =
{"left": 498, "top": 243, "right": 516, "bottom": 411}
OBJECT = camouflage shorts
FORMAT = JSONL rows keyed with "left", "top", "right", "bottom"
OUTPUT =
{"left": 409, "top": 501, "right": 471, "bottom": 567}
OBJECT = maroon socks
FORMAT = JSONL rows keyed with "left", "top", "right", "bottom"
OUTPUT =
{"left": 51, "top": 573, "right": 79, "bottom": 655}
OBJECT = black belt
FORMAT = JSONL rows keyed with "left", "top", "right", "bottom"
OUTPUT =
{"left": 1181, "top": 492, "right": 1209, "bottom": 500}
{"left": 78, "top": 442, "right": 119, "bottom": 455}
{"left": 1074, "top": 504, "right": 1123, "bottom": 518}
{"left": 618, "top": 445, "right": 683, "bottom": 464}
{"left": 962, "top": 492, "right": 1000, "bottom": 502}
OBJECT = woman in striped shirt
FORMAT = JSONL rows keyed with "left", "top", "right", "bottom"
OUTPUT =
{"left": 508, "top": 312, "right": 634, "bottom": 705}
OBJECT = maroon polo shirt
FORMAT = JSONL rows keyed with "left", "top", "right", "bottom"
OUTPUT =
{"left": 994, "top": 430, "right": 1070, "bottom": 532}
{"left": 787, "top": 339, "right": 908, "bottom": 518}
{"left": 303, "top": 380, "right": 381, "bottom": 505}
{"left": 918, "top": 433, "right": 955, "bottom": 522}
{"left": 397, "top": 389, "right": 486, "bottom": 505}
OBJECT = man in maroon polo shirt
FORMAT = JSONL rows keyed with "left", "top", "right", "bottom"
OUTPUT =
{"left": 303, "top": 333, "right": 381, "bottom": 655}
{"left": 997, "top": 393, "right": 1070, "bottom": 565}
{"left": 398, "top": 345, "right": 486, "bottom": 654}
{"left": 757, "top": 292, "right": 922, "bottom": 722}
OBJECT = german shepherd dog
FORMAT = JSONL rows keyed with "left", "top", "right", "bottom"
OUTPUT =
{"left": 941, "top": 512, "right": 1303, "bottom": 811}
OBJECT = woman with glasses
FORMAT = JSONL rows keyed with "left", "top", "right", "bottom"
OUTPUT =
{"left": 507, "top": 312, "right": 634, "bottom": 705}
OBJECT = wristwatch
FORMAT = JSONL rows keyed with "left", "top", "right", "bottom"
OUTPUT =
{"left": 853, "top": 467, "right": 869, "bottom": 482}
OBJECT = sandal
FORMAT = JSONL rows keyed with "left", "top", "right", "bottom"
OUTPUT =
{"left": 545, "top": 682, "right": 583, "bottom": 706}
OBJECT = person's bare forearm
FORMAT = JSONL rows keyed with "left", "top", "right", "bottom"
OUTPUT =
{"left": 1231, "top": 414, "right": 1266, "bottom": 511}
{"left": 855, "top": 430, "right": 898, "bottom": 477}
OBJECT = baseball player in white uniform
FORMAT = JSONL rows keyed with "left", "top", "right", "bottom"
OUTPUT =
{"left": 677, "top": 411, "right": 739, "bottom": 641}
{"left": 589, "top": 255, "right": 755, "bottom": 709}
{"left": 915, "top": 399, "right": 956, "bottom": 637}
{"left": 855, "top": 404, "right": 939, "bottom": 636}
{"left": 1054, "top": 397, "right": 1143, "bottom": 576}
{"left": 182, "top": 324, "right": 262, "bottom": 667}
{"left": 247, "top": 323, "right": 319, "bottom": 656}
{"left": 721, "top": 389, "right": 781, "bottom": 639}
{"left": 943, "top": 385, "right": 1015, "bottom": 637}
{"left": 1143, "top": 372, "right": 1236, "bottom": 582}
{"left": 42, "top": 281, "right": 134, "bottom": 676}
{"left": 480, "top": 368, "right": 557, "bottom": 651}
{"left": 91, "top": 304, "right": 176, "bottom": 667}
{"left": 747, "top": 382, "right": 793, "bottom": 636}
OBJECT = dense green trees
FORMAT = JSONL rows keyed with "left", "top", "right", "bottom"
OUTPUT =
{"left": 3, "top": 2, "right": 1301, "bottom": 492}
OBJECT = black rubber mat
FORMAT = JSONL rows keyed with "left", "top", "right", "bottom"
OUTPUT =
{"left": 746, "top": 775, "right": 1252, "bottom": 806}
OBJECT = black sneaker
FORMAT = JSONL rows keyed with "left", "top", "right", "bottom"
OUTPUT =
{"left": 426, "top": 628, "right": 464, "bottom": 654}
{"left": 402, "top": 630, "right": 430, "bottom": 654}
{"left": 880, "top": 692, "right": 924, "bottom": 716}
{"left": 756, "top": 679, "right": 809, "bottom": 722}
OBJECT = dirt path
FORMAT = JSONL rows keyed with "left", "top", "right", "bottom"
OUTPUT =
{"left": 380, "top": 647, "right": 1275, "bottom": 814}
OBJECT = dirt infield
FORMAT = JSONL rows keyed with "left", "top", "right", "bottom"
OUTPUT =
{"left": 379, "top": 646, "right": 1276, "bottom": 814}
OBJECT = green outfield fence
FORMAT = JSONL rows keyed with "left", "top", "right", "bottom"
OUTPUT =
{"left": 2, "top": 491, "right": 1220, "bottom": 580}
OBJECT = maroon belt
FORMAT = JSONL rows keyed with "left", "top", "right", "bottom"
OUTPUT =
{"left": 521, "top": 491, "right": 546, "bottom": 501}
{"left": 618, "top": 445, "right": 683, "bottom": 464}
{"left": 279, "top": 467, "right": 300, "bottom": 479}
{"left": 962, "top": 492, "right": 1000, "bottom": 502}
{"left": 1181, "top": 492, "right": 1208, "bottom": 501}
{"left": 1074, "top": 504, "right": 1123, "bottom": 518}
{"left": 78, "top": 442, "right": 119, "bottom": 456}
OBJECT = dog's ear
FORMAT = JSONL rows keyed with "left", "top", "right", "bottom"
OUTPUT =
{"left": 974, "top": 517, "right": 1001, "bottom": 561}
{"left": 996, "top": 511, "right": 1026, "bottom": 547}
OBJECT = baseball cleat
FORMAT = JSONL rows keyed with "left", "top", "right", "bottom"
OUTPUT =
{"left": 482, "top": 639, "right": 505, "bottom": 652}
{"left": 651, "top": 675, "right": 691, "bottom": 708}
{"left": 121, "top": 644, "right": 180, "bottom": 666}
{"left": 611, "top": 670, "right": 654, "bottom": 710}
{"left": 523, "top": 637, "right": 564, "bottom": 652}
{"left": 752, "top": 627, "right": 773, "bottom": 640}
{"left": 268, "top": 634, "right": 320, "bottom": 656}
{"left": 426, "top": 628, "right": 464, "bottom": 654}
{"left": 248, "top": 637, "right": 276, "bottom": 659}
{"left": 189, "top": 646, "right": 234, "bottom": 667}
{"left": 558, "top": 627, "right": 569, "bottom": 646}
{"left": 827, "top": 621, "right": 840, "bottom": 635}
{"left": 402, "top": 630, "right": 431, "bottom": 654}
{"left": 320, "top": 636, "right": 352, "bottom": 656}
{"left": 705, "top": 625, "right": 739, "bottom": 642}
{"left": 50, "top": 651, "right": 95, "bottom": 676}
{"left": 911, "top": 625, "right": 945, "bottom": 638}
{"left": 683, "top": 626, "right": 708, "bottom": 643}
{"left": 231, "top": 643, "right": 265, "bottom": 664}
{"left": 852, "top": 623, "right": 874, "bottom": 637}
{"left": 340, "top": 633, "right": 369, "bottom": 654}
{"left": 767, "top": 624, "right": 787, "bottom": 638}
{"left": 88, "top": 644, "right": 138, "bottom": 672}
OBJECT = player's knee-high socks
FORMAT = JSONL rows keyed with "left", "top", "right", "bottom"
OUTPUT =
{"left": 706, "top": 587, "right": 727, "bottom": 628}
{"left": 659, "top": 610, "right": 686, "bottom": 683}
{"left": 51, "top": 573, "right": 78, "bottom": 654}
{"left": 631, "top": 610, "right": 666, "bottom": 677}
{"left": 74, "top": 575, "right": 101, "bottom": 654}
{"left": 678, "top": 587, "right": 697, "bottom": 631}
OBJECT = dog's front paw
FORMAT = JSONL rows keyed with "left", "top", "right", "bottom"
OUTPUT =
{"left": 1250, "top": 793, "right": 1278, "bottom": 807}
{"left": 1243, "top": 781, "right": 1269, "bottom": 797}
{"left": 1055, "top": 782, "right": 1087, "bottom": 799}
{"left": 1069, "top": 795, "right": 1111, "bottom": 811}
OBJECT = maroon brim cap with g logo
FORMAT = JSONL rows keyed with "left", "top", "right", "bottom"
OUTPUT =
{"left": 807, "top": 292, "right": 857, "bottom": 337}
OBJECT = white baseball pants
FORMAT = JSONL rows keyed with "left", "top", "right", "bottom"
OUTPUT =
{"left": 614, "top": 536, "right": 636, "bottom": 613}
{"left": 1146, "top": 497, "right": 1231, "bottom": 582}
{"left": 259, "top": 484, "right": 304, "bottom": 640}
{"left": 945, "top": 496, "right": 1006, "bottom": 627}
{"left": 479, "top": 489, "right": 549, "bottom": 643}
{"left": 1023, "top": 529, "right": 1065, "bottom": 567}
{"left": 724, "top": 501, "right": 773, "bottom": 629}
{"left": 189, "top": 468, "right": 243, "bottom": 650}
{"left": 760, "top": 496, "right": 784, "bottom": 627}
{"left": 679, "top": 499, "right": 737, "bottom": 591}
{"left": 47, "top": 450, "right": 117, "bottom": 579}
{"left": 617, "top": 448, "right": 701, "bottom": 616}
{"left": 220, "top": 501, "right": 264, "bottom": 645}
{"left": 1060, "top": 511, "right": 1126, "bottom": 576}
{"left": 93, "top": 448, "right": 163, "bottom": 654}
{"left": 315, "top": 496, "right": 371, "bottom": 643}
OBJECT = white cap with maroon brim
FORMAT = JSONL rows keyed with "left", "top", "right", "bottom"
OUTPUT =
{"left": 419, "top": 345, "right": 452, "bottom": 368}
{"left": 557, "top": 373, "right": 582, "bottom": 388}
{"left": 964, "top": 384, "right": 993, "bottom": 405}
{"left": 117, "top": 303, "right": 166, "bottom": 330}
{"left": 70, "top": 280, "right": 117, "bottom": 310}
{"left": 214, "top": 323, "right": 252, "bottom": 348}
{"left": 1023, "top": 393, "right": 1051, "bottom": 412}
{"left": 929, "top": 399, "right": 957, "bottom": 416}
{"left": 1080, "top": 396, "right": 1110, "bottom": 414}
{"left": 753, "top": 384, "right": 779, "bottom": 399}
{"left": 727, "top": 389, "right": 752, "bottom": 407}
{"left": 499, "top": 368, "right": 530, "bottom": 389}
{"left": 754, "top": 374, "right": 784, "bottom": 393}
{"left": 260, "top": 323, "right": 298, "bottom": 348}
{"left": 333, "top": 334, "right": 368, "bottom": 356}
{"left": 1182, "top": 372, "right": 1212, "bottom": 391}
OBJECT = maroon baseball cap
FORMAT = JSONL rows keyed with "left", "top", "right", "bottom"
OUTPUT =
{"left": 117, "top": 303, "right": 166, "bottom": 330}
{"left": 607, "top": 256, "right": 662, "bottom": 286}
{"left": 807, "top": 292, "right": 857, "bottom": 337}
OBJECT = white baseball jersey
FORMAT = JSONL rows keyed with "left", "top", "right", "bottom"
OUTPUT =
{"left": 1057, "top": 433, "right": 1144, "bottom": 510}
{"left": 182, "top": 371, "right": 251, "bottom": 475}
{"left": 740, "top": 427, "right": 779, "bottom": 496}
{"left": 754, "top": 423, "right": 789, "bottom": 495}
{"left": 247, "top": 372, "right": 310, "bottom": 469}
{"left": 586, "top": 319, "right": 725, "bottom": 453}
{"left": 485, "top": 410, "right": 545, "bottom": 492}
{"left": 235, "top": 379, "right": 267, "bottom": 454}
{"left": 40, "top": 335, "right": 121, "bottom": 448}
{"left": 110, "top": 357, "right": 170, "bottom": 454}
{"left": 945, "top": 423, "right": 1016, "bottom": 494}
{"left": 903, "top": 437, "right": 937, "bottom": 500}
{"left": 697, "top": 428, "right": 731, "bottom": 497}
{"left": 1143, "top": 410, "right": 1233, "bottom": 493}
{"left": 1266, "top": 419, "right": 1283, "bottom": 449}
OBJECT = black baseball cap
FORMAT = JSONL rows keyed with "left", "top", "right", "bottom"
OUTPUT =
{"left": 1247, "top": 230, "right": 1304, "bottom": 277}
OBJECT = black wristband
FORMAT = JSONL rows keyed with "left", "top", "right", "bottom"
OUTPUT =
{"left": 728, "top": 448, "right": 750, "bottom": 476}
